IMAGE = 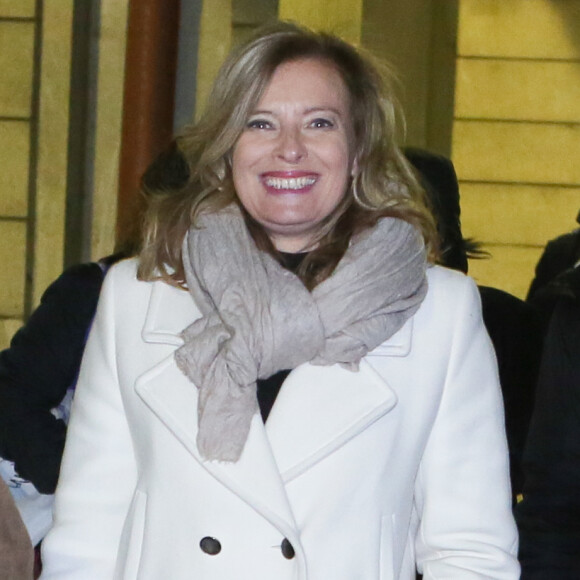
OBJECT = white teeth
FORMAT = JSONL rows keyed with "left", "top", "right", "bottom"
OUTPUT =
{"left": 265, "top": 176, "right": 316, "bottom": 190}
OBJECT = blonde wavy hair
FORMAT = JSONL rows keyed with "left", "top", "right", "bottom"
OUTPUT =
{"left": 138, "top": 21, "right": 439, "bottom": 290}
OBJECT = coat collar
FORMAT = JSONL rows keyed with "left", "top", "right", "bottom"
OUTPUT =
{"left": 136, "top": 278, "right": 409, "bottom": 541}
{"left": 141, "top": 279, "right": 196, "bottom": 346}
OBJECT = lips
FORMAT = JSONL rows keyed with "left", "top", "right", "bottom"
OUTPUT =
{"left": 260, "top": 172, "right": 319, "bottom": 194}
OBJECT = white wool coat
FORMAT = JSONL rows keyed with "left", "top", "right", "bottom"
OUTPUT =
{"left": 40, "top": 259, "right": 519, "bottom": 579}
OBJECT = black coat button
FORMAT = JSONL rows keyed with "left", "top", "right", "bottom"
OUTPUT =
{"left": 281, "top": 538, "right": 295, "bottom": 559}
{"left": 200, "top": 536, "right": 221, "bottom": 555}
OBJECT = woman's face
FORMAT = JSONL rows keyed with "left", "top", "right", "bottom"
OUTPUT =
{"left": 232, "top": 58, "right": 357, "bottom": 252}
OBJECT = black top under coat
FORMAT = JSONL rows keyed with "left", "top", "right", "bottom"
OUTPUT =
{"left": 256, "top": 251, "right": 307, "bottom": 422}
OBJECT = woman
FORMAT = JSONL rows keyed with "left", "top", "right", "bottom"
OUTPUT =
{"left": 41, "top": 22, "right": 519, "bottom": 579}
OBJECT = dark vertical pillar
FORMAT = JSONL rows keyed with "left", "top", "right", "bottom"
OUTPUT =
{"left": 426, "top": 0, "right": 459, "bottom": 158}
{"left": 173, "top": 0, "right": 203, "bottom": 132}
{"left": 116, "top": 0, "right": 180, "bottom": 250}
{"left": 65, "top": 0, "right": 100, "bottom": 268}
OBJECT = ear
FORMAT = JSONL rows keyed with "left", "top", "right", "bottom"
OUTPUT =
{"left": 350, "top": 155, "right": 359, "bottom": 177}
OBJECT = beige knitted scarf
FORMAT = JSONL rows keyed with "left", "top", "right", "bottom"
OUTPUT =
{"left": 175, "top": 205, "right": 428, "bottom": 462}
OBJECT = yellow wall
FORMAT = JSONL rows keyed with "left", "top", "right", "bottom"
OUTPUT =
{"left": 195, "top": 0, "right": 233, "bottom": 118}
{"left": 279, "top": 0, "right": 363, "bottom": 45}
{"left": 361, "top": 0, "right": 442, "bottom": 150}
{"left": 0, "top": 4, "right": 42, "bottom": 349}
{"left": 453, "top": 0, "right": 580, "bottom": 298}
{"left": 0, "top": 2, "right": 73, "bottom": 323}
{"left": 0, "top": 1, "right": 128, "bottom": 350}
{"left": 90, "top": 0, "right": 130, "bottom": 261}
{"left": 34, "top": 1, "right": 74, "bottom": 306}
{"left": 0, "top": 6, "right": 34, "bottom": 348}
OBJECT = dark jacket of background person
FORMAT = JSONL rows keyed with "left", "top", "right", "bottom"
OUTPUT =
{"left": 527, "top": 214, "right": 580, "bottom": 334}
{"left": 0, "top": 477, "right": 34, "bottom": 579}
{"left": 478, "top": 286, "right": 543, "bottom": 499}
{"left": 0, "top": 262, "right": 107, "bottom": 494}
{"left": 516, "top": 265, "right": 580, "bottom": 579}
{"left": 526, "top": 209, "right": 580, "bottom": 304}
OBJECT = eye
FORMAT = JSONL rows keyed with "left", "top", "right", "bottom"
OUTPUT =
{"left": 309, "top": 118, "right": 334, "bottom": 129}
{"left": 246, "top": 118, "right": 272, "bottom": 130}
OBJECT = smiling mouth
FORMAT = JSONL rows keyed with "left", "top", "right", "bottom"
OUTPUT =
{"left": 264, "top": 176, "right": 317, "bottom": 190}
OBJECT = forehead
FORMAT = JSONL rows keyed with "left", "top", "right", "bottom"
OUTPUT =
{"left": 256, "top": 58, "right": 351, "bottom": 111}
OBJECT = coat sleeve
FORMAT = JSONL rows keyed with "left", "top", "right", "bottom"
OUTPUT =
{"left": 413, "top": 276, "right": 520, "bottom": 578}
{"left": 40, "top": 265, "right": 138, "bottom": 579}
{"left": 0, "top": 263, "right": 104, "bottom": 494}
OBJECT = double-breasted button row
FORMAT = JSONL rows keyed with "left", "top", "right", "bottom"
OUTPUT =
{"left": 281, "top": 538, "right": 295, "bottom": 559}
{"left": 199, "top": 536, "right": 221, "bottom": 555}
{"left": 199, "top": 536, "right": 295, "bottom": 559}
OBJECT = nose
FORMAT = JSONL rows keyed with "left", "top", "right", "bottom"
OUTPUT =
{"left": 275, "top": 126, "right": 307, "bottom": 163}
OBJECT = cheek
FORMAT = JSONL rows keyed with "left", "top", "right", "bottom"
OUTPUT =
{"left": 231, "top": 147, "right": 253, "bottom": 194}
{"left": 326, "top": 144, "right": 354, "bottom": 188}
{"left": 323, "top": 138, "right": 353, "bottom": 171}
{"left": 231, "top": 142, "right": 245, "bottom": 178}
{"left": 232, "top": 137, "right": 267, "bottom": 188}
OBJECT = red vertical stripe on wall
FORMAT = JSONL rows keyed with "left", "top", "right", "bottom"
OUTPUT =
{"left": 116, "top": 0, "right": 180, "bottom": 249}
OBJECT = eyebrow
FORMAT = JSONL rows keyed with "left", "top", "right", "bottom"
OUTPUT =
{"left": 250, "top": 106, "right": 344, "bottom": 117}
{"left": 305, "top": 106, "right": 343, "bottom": 117}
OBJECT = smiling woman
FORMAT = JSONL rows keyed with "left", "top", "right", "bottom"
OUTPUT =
{"left": 40, "top": 21, "right": 520, "bottom": 580}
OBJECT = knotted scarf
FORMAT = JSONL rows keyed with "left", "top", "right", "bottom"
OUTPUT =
{"left": 175, "top": 205, "right": 428, "bottom": 461}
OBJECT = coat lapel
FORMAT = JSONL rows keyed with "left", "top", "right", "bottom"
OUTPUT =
{"left": 266, "top": 320, "right": 413, "bottom": 482}
{"left": 265, "top": 354, "right": 400, "bottom": 483}
{"left": 141, "top": 277, "right": 197, "bottom": 346}
{"left": 135, "top": 357, "right": 300, "bottom": 533}
{"left": 136, "top": 281, "right": 301, "bottom": 538}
